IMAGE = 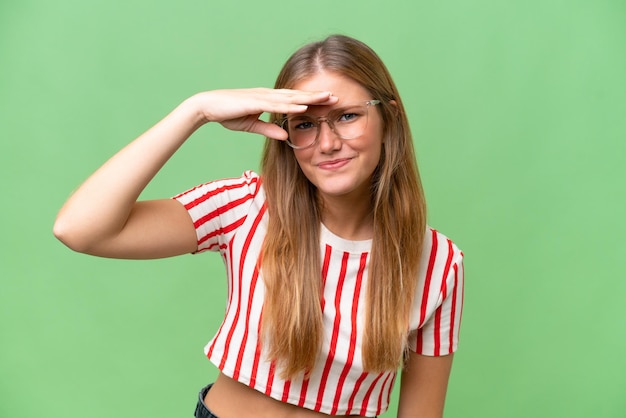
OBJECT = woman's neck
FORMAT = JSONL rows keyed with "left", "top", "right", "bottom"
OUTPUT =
{"left": 319, "top": 195, "right": 374, "bottom": 241}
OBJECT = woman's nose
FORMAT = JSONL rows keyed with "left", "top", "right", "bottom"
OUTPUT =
{"left": 317, "top": 121, "right": 342, "bottom": 153}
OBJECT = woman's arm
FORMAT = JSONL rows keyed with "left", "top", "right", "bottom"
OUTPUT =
{"left": 397, "top": 352, "right": 454, "bottom": 418}
{"left": 53, "top": 89, "right": 337, "bottom": 259}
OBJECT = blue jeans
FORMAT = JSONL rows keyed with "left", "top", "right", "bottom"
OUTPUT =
{"left": 193, "top": 383, "right": 377, "bottom": 417}
{"left": 194, "top": 384, "right": 219, "bottom": 418}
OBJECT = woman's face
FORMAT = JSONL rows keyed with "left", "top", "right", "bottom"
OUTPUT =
{"left": 289, "top": 71, "right": 384, "bottom": 205}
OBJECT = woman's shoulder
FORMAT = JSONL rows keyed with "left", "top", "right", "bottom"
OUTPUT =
{"left": 215, "top": 170, "right": 262, "bottom": 189}
{"left": 174, "top": 170, "right": 262, "bottom": 202}
{"left": 423, "top": 226, "right": 463, "bottom": 256}
{"left": 419, "top": 226, "right": 464, "bottom": 279}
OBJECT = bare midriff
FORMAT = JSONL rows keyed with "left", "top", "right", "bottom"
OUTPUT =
{"left": 204, "top": 372, "right": 364, "bottom": 418}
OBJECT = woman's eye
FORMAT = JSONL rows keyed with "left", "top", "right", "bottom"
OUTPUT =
{"left": 339, "top": 112, "right": 359, "bottom": 122}
{"left": 294, "top": 121, "right": 316, "bottom": 130}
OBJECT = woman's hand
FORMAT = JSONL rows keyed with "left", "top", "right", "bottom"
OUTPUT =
{"left": 189, "top": 88, "right": 338, "bottom": 140}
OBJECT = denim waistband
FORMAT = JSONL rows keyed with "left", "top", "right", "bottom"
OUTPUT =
{"left": 193, "top": 383, "right": 377, "bottom": 417}
{"left": 194, "top": 384, "right": 218, "bottom": 418}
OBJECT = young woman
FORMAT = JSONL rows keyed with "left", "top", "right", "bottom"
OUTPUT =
{"left": 54, "top": 35, "right": 464, "bottom": 418}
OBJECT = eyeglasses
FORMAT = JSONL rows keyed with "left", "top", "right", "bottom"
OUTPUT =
{"left": 277, "top": 100, "right": 381, "bottom": 149}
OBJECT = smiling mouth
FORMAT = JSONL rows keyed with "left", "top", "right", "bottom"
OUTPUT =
{"left": 317, "top": 158, "right": 352, "bottom": 170}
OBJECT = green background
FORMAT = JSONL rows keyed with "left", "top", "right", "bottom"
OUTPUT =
{"left": 1, "top": 0, "right": 625, "bottom": 417}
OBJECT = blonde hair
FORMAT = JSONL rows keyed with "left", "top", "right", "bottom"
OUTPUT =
{"left": 261, "top": 34, "right": 426, "bottom": 378}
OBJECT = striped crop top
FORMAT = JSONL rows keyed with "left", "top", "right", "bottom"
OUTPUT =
{"left": 174, "top": 171, "right": 464, "bottom": 417}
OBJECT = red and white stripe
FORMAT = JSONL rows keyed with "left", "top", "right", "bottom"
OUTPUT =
{"left": 174, "top": 171, "right": 464, "bottom": 417}
{"left": 409, "top": 228, "right": 465, "bottom": 356}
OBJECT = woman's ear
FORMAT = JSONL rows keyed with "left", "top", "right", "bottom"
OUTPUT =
{"left": 388, "top": 99, "right": 400, "bottom": 117}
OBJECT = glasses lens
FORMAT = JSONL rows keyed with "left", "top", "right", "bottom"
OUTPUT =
{"left": 331, "top": 105, "right": 369, "bottom": 140}
{"left": 282, "top": 103, "right": 372, "bottom": 149}
{"left": 285, "top": 116, "right": 318, "bottom": 148}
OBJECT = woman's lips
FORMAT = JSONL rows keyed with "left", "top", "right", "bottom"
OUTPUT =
{"left": 317, "top": 158, "right": 352, "bottom": 170}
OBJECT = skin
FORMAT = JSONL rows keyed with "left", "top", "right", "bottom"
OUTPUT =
{"left": 53, "top": 77, "right": 454, "bottom": 417}
{"left": 398, "top": 352, "right": 454, "bottom": 418}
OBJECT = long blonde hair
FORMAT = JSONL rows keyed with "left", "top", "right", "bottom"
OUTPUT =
{"left": 261, "top": 34, "right": 426, "bottom": 378}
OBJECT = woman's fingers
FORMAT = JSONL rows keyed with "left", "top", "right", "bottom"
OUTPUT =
{"left": 269, "top": 89, "right": 339, "bottom": 108}
{"left": 218, "top": 112, "right": 288, "bottom": 139}
{"left": 229, "top": 89, "right": 337, "bottom": 116}
{"left": 197, "top": 89, "right": 338, "bottom": 124}
{"left": 248, "top": 120, "right": 289, "bottom": 140}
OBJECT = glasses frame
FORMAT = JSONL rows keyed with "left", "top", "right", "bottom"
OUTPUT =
{"left": 277, "top": 99, "right": 381, "bottom": 149}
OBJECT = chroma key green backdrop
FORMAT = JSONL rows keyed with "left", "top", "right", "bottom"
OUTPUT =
{"left": 1, "top": 1, "right": 625, "bottom": 417}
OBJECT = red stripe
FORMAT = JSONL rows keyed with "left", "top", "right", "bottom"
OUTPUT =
{"left": 376, "top": 373, "right": 394, "bottom": 414}
{"left": 331, "top": 252, "right": 368, "bottom": 414}
{"left": 197, "top": 216, "right": 245, "bottom": 247}
{"left": 441, "top": 240, "right": 455, "bottom": 293}
{"left": 315, "top": 251, "right": 350, "bottom": 410}
{"left": 233, "top": 249, "right": 264, "bottom": 379}
{"left": 417, "top": 229, "right": 438, "bottom": 352}
{"left": 346, "top": 372, "right": 368, "bottom": 414}
{"left": 218, "top": 203, "right": 267, "bottom": 370}
{"left": 249, "top": 310, "right": 264, "bottom": 388}
{"left": 194, "top": 194, "right": 253, "bottom": 227}
{"left": 179, "top": 177, "right": 259, "bottom": 209}
{"left": 281, "top": 380, "right": 291, "bottom": 402}
{"left": 359, "top": 372, "right": 385, "bottom": 416}
{"left": 173, "top": 172, "right": 258, "bottom": 198}
{"left": 320, "top": 244, "right": 332, "bottom": 312}
{"left": 385, "top": 373, "right": 397, "bottom": 409}
{"left": 322, "top": 244, "right": 332, "bottom": 282}
{"left": 265, "top": 360, "right": 276, "bottom": 396}
{"left": 203, "top": 242, "right": 228, "bottom": 252}
{"left": 298, "top": 378, "right": 310, "bottom": 407}
{"left": 233, "top": 230, "right": 266, "bottom": 380}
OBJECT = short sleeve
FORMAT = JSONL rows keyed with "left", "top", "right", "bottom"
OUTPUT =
{"left": 172, "top": 171, "right": 262, "bottom": 253}
{"left": 407, "top": 232, "right": 464, "bottom": 356}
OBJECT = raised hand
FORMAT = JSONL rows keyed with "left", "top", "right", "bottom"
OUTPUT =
{"left": 190, "top": 88, "right": 338, "bottom": 139}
